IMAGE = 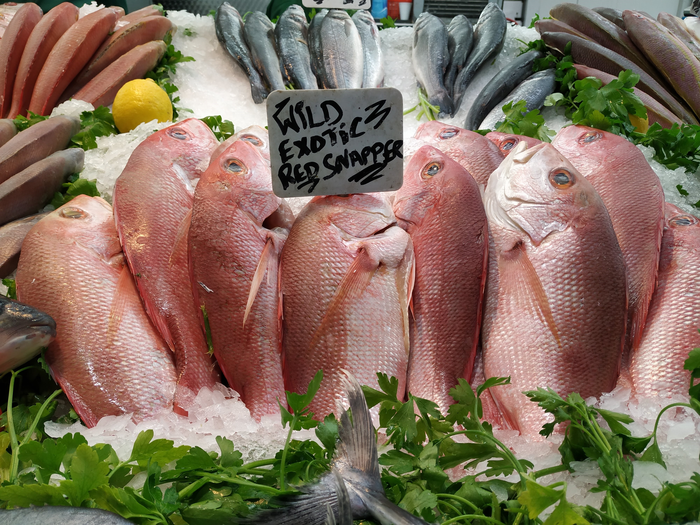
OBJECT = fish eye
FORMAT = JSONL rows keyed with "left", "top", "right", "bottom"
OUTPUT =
{"left": 225, "top": 158, "right": 247, "bottom": 174}
{"left": 423, "top": 162, "right": 441, "bottom": 178}
{"left": 500, "top": 138, "right": 518, "bottom": 151}
{"left": 167, "top": 128, "right": 191, "bottom": 140}
{"left": 669, "top": 215, "right": 698, "bottom": 227}
{"left": 61, "top": 207, "right": 87, "bottom": 219}
{"left": 241, "top": 135, "right": 262, "bottom": 146}
{"left": 439, "top": 128, "right": 459, "bottom": 139}
{"left": 548, "top": 169, "right": 574, "bottom": 189}
{"left": 578, "top": 131, "right": 601, "bottom": 144}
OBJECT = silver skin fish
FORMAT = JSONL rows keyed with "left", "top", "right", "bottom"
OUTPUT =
{"left": 275, "top": 5, "right": 318, "bottom": 89}
{"left": 464, "top": 49, "right": 543, "bottom": 131}
{"left": 453, "top": 3, "right": 507, "bottom": 113}
{"left": 243, "top": 11, "right": 286, "bottom": 93}
{"left": 247, "top": 374, "right": 429, "bottom": 525}
{"left": 0, "top": 507, "right": 132, "bottom": 524}
{"left": 308, "top": 8, "right": 328, "bottom": 86}
{"left": 444, "top": 15, "right": 473, "bottom": 98}
{"left": 0, "top": 295, "right": 56, "bottom": 374}
{"left": 320, "top": 9, "right": 364, "bottom": 89}
{"left": 215, "top": 2, "right": 268, "bottom": 103}
{"left": 412, "top": 12, "right": 453, "bottom": 117}
{"left": 479, "top": 69, "right": 556, "bottom": 130}
{"left": 352, "top": 10, "right": 384, "bottom": 88}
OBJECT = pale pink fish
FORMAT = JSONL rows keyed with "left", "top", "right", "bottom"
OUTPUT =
{"left": 629, "top": 204, "right": 700, "bottom": 398}
{"left": 16, "top": 196, "right": 176, "bottom": 427}
{"left": 482, "top": 142, "right": 626, "bottom": 435}
{"left": 113, "top": 119, "right": 221, "bottom": 415}
{"left": 210, "top": 125, "right": 270, "bottom": 165}
{"left": 190, "top": 139, "right": 293, "bottom": 420}
{"left": 393, "top": 145, "right": 488, "bottom": 412}
{"left": 281, "top": 193, "right": 414, "bottom": 418}
{"left": 485, "top": 132, "right": 542, "bottom": 157}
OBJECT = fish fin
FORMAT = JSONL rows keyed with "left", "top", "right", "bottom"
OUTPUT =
{"left": 244, "top": 237, "right": 277, "bottom": 327}
{"left": 499, "top": 242, "right": 561, "bottom": 349}
{"left": 408, "top": 253, "right": 416, "bottom": 320}
{"left": 106, "top": 265, "right": 133, "bottom": 345}
{"left": 169, "top": 209, "right": 192, "bottom": 267}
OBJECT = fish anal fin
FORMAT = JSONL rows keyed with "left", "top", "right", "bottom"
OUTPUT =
{"left": 244, "top": 236, "right": 278, "bottom": 327}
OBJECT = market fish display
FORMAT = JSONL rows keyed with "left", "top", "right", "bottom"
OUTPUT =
{"left": 243, "top": 12, "right": 285, "bottom": 93}
{"left": 0, "top": 295, "right": 55, "bottom": 375}
{"left": 482, "top": 142, "right": 626, "bottom": 435}
{"left": 281, "top": 194, "right": 413, "bottom": 418}
{"left": 275, "top": 5, "right": 317, "bottom": 90}
{"left": 190, "top": 139, "right": 290, "bottom": 421}
{"left": 393, "top": 145, "right": 487, "bottom": 411}
{"left": 412, "top": 13, "right": 452, "bottom": 117}
{"left": 444, "top": 15, "right": 473, "bottom": 99}
{"left": 553, "top": 126, "right": 665, "bottom": 354}
{"left": 352, "top": 10, "right": 384, "bottom": 88}
{"left": 0, "top": 213, "right": 46, "bottom": 278}
{"left": 629, "top": 204, "right": 700, "bottom": 397}
{"left": 16, "top": 196, "right": 177, "bottom": 427}
{"left": 319, "top": 9, "right": 363, "bottom": 89}
{"left": 113, "top": 119, "right": 220, "bottom": 415}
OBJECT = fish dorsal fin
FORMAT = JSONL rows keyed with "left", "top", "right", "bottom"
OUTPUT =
{"left": 498, "top": 242, "right": 561, "bottom": 348}
{"left": 169, "top": 208, "right": 192, "bottom": 267}
{"left": 244, "top": 236, "right": 278, "bottom": 327}
{"left": 107, "top": 265, "right": 133, "bottom": 346}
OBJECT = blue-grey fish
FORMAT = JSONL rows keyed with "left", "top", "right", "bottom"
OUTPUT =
{"left": 0, "top": 213, "right": 46, "bottom": 278}
{"left": 0, "top": 295, "right": 56, "bottom": 375}
{"left": 320, "top": 10, "right": 364, "bottom": 89}
{"left": 0, "top": 507, "right": 132, "bottom": 524}
{"left": 215, "top": 2, "right": 268, "bottom": 103}
{"left": 243, "top": 11, "right": 286, "bottom": 93}
{"left": 275, "top": 5, "right": 318, "bottom": 89}
{"left": 478, "top": 69, "right": 556, "bottom": 130}
{"left": 453, "top": 3, "right": 506, "bottom": 112}
{"left": 412, "top": 12, "right": 453, "bottom": 117}
{"left": 444, "top": 15, "right": 473, "bottom": 98}
{"left": 352, "top": 10, "right": 384, "bottom": 88}
{"left": 309, "top": 9, "right": 328, "bottom": 86}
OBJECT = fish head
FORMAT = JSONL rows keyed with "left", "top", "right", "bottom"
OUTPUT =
{"left": 149, "top": 119, "right": 219, "bottom": 180}
{"left": 552, "top": 125, "right": 619, "bottom": 173}
{"left": 485, "top": 142, "right": 598, "bottom": 246}
{"left": 210, "top": 125, "right": 271, "bottom": 167}
{"left": 0, "top": 296, "right": 56, "bottom": 374}
{"left": 312, "top": 193, "right": 396, "bottom": 239}
{"left": 415, "top": 122, "right": 498, "bottom": 160}
{"left": 486, "top": 132, "right": 542, "bottom": 156}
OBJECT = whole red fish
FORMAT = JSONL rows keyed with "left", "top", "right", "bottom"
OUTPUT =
{"left": 190, "top": 139, "right": 292, "bottom": 420}
{"left": 113, "top": 119, "right": 220, "bottom": 414}
{"left": 16, "top": 196, "right": 177, "bottom": 427}
{"left": 281, "top": 194, "right": 414, "bottom": 418}
{"left": 553, "top": 125, "right": 664, "bottom": 353}
{"left": 482, "top": 142, "right": 626, "bottom": 435}
{"left": 393, "top": 145, "right": 488, "bottom": 411}
{"left": 629, "top": 204, "right": 700, "bottom": 398}
{"left": 485, "top": 132, "right": 542, "bottom": 156}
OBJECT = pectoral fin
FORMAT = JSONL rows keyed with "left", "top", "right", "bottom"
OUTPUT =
{"left": 244, "top": 237, "right": 278, "bottom": 327}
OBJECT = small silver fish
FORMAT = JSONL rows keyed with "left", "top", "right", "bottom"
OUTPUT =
{"left": 243, "top": 11, "right": 286, "bottom": 92}
{"left": 412, "top": 12, "right": 453, "bottom": 117}
{"left": 352, "top": 10, "right": 384, "bottom": 88}
{"left": 275, "top": 5, "right": 318, "bottom": 89}
{"left": 320, "top": 10, "right": 364, "bottom": 89}
{"left": 0, "top": 295, "right": 56, "bottom": 375}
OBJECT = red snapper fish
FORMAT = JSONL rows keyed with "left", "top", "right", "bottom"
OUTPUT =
{"left": 485, "top": 132, "right": 542, "bottom": 156}
{"left": 16, "top": 196, "right": 177, "bottom": 427}
{"left": 482, "top": 142, "right": 626, "bottom": 435}
{"left": 190, "top": 139, "right": 292, "bottom": 420}
{"left": 393, "top": 145, "right": 488, "bottom": 411}
{"left": 113, "top": 119, "right": 220, "bottom": 415}
{"left": 281, "top": 193, "right": 414, "bottom": 418}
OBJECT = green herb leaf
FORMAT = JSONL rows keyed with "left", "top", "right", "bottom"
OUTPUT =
{"left": 286, "top": 370, "right": 323, "bottom": 416}
{"left": 201, "top": 115, "right": 235, "bottom": 141}
{"left": 0, "top": 483, "right": 68, "bottom": 507}
{"left": 2, "top": 278, "right": 16, "bottom": 299}
{"left": 61, "top": 443, "right": 110, "bottom": 506}
{"left": 544, "top": 497, "right": 591, "bottom": 525}
{"left": 640, "top": 442, "right": 666, "bottom": 468}
{"left": 519, "top": 478, "right": 564, "bottom": 518}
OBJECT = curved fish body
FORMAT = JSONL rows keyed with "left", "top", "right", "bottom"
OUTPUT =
{"left": 352, "top": 10, "right": 384, "bottom": 88}
{"left": 0, "top": 213, "right": 47, "bottom": 278}
{"left": 482, "top": 142, "right": 626, "bottom": 435}
{"left": 592, "top": 7, "right": 625, "bottom": 30}
{"left": 0, "top": 119, "right": 16, "bottom": 147}
{"left": 281, "top": 194, "right": 413, "bottom": 418}
{"left": 444, "top": 15, "right": 473, "bottom": 99}
{"left": 572, "top": 64, "right": 681, "bottom": 128}
{"left": 0, "top": 505, "right": 133, "bottom": 524}
{"left": 216, "top": 2, "right": 267, "bottom": 103}
{"left": 0, "top": 295, "right": 55, "bottom": 375}
{"left": 320, "top": 9, "right": 363, "bottom": 89}
{"left": 541, "top": 31, "right": 698, "bottom": 125}
{"left": 16, "top": 196, "right": 177, "bottom": 427}
{"left": 412, "top": 12, "right": 453, "bottom": 117}
{"left": 308, "top": 9, "right": 327, "bottom": 85}
{"left": 113, "top": 119, "right": 221, "bottom": 415}
{"left": 393, "top": 145, "right": 487, "bottom": 412}
{"left": 243, "top": 12, "right": 286, "bottom": 93}
{"left": 479, "top": 69, "right": 556, "bottom": 130}
{"left": 629, "top": 204, "right": 700, "bottom": 398}
{"left": 553, "top": 125, "right": 664, "bottom": 354}
{"left": 485, "top": 132, "right": 542, "bottom": 155}
{"left": 453, "top": 3, "right": 506, "bottom": 113}
{"left": 535, "top": 19, "right": 591, "bottom": 41}
{"left": 464, "top": 50, "right": 543, "bottom": 131}
{"left": 624, "top": 10, "right": 700, "bottom": 121}
{"left": 275, "top": 5, "right": 317, "bottom": 90}
{"left": 190, "top": 140, "right": 291, "bottom": 420}
{"left": 658, "top": 12, "right": 700, "bottom": 63}
{"left": 414, "top": 121, "right": 504, "bottom": 186}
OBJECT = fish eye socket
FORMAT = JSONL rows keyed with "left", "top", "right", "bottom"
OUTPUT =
{"left": 241, "top": 135, "right": 261, "bottom": 146}
{"left": 548, "top": 169, "right": 574, "bottom": 188}
{"left": 61, "top": 207, "right": 86, "bottom": 219}
{"left": 225, "top": 158, "right": 247, "bottom": 173}
{"left": 439, "top": 128, "right": 459, "bottom": 139}
{"left": 167, "top": 128, "right": 190, "bottom": 140}
{"left": 670, "top": 215, "right": 698, "bottom": 227}
{"left": 579, "top": 131, "right": 601, "bottom": 144}
{"left": 501, "top": 138, "right": 518, "bottom": 151}
{"left": 423, "top": 162, "right": 441, "bottom": 178}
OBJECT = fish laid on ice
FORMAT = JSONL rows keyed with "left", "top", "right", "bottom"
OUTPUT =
{"left": 352, "top": 10, "right": 384, "bottom": 88}
{"left": 281, "top": 194, "right": 413, "bottom": 418}
{"left": 113, "top": 119, "right": 221, "bottom": 415}
{"left": 320, "top": 9, "right": 364, "bottom": 89}
{"left": 190, "top": 140, "right": 292, "bottom": 420}
{"left": 0, "top": 213, "right": 47, "bottom": 278}
{"left": 553, "top": 125, "right": 665, "bottom": 354}
{"left": 444, "top": 15, "right": 473, "bottom": 99}
{"left": 482, "top": 142, "right": 626, "bottom": 435}
{"left": 393, "top": 145, "right": 488, "bottom": 412}
{"left": 243, "top": 12, "right": 286, "bottom": 93}
{"left": 275, "top": 5, "right": 317, "bottom": 90}
{"left": 216, "top": 2, "right": 268, "bottom": 103}
{"left": 0, "top": 506, "right": 133, "bottom": 524}
{"left": 16, "top": 196, "right": 177, "bottom": 427}
{"left": 0, "top": 295, "right": 55, "bottom": 375}
{"left": 485, "top": 132, "right": 542, "bottom": 156}
{"left": 412, "top": 12, "right": 453, "bottom": 117}
{"left": 629, "top": 204, "right": 700, "bottom": 398}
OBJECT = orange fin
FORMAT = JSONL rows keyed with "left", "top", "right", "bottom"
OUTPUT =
{"left": 244, "top": 237, "right": 278, "bottom": 326}
{"left": 107, "top": 265, "right": 133, "bottom": 344}
{"left": 169, "top": 209, "right": 192, "bottom": 267}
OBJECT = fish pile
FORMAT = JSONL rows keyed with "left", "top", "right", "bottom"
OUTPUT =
{"left": 538, "top": 3, "right": 700, "bottom": 128}
{"left": 0, "top": 2, "right": 173, "bottom": 118}
{"left": 215, "top": 3, "right": 384, "bottom": 104}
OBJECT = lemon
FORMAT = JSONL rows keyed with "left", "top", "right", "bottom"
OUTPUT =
{"left": 112, "top": 79, "right": 173, "bottom": 133}
{"left": 629, "top": 113, "right": 649, "bottom": 134}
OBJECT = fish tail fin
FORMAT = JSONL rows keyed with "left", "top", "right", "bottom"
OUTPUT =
{"left": 431, "top": 89, "right": 454, "bottom": 118}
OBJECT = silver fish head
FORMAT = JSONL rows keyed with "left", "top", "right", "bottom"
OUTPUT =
{"left": 0, "top": 296, "right": 56, "bottom": 374}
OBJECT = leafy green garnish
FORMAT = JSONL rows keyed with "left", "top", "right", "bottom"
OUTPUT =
{"left": 69, "top": 106, "right": 119, "bottom": 150}
{"left": 50, "top": 173, "right": 100, "bottom": 209}
{"left": 493, "top": 100, "right": 555, "bottom": 142}
{"left": 182, "top": 27, "right": 196, "bottom": 37}
{"left": 12, "top": 111, "right": 49, "bottom": 132}
{"left": 145, "top": 32, "right": 195, "bottom": 120}
{"left": 200, "top": 115, "right": 235, "bottom": 141}
{"left": 2, "top": 278, "right": 16, "bottom": 299}
{"left": 380, "top": 16, "right": 396, "bottom": 29}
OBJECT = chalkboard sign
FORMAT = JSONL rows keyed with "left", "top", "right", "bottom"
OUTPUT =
{"left": 267, "top": 88, "right": 404, "bottom": 198}
{"left": 301, "top": 0, "right": 370, "bottom": 9}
